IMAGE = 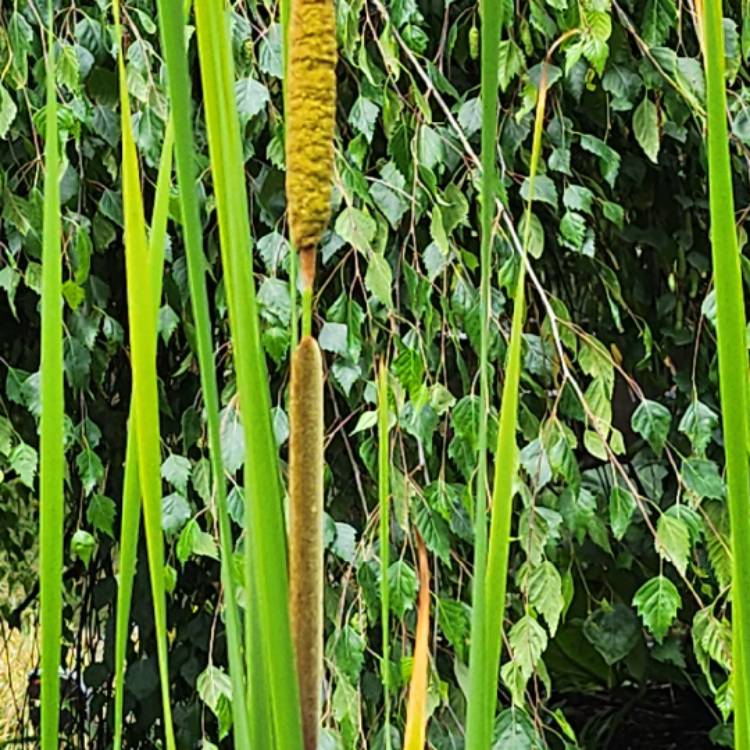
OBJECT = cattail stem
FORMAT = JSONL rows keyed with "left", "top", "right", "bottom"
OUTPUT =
{"left": 289, "top": 336, "right": 325, "bottom": 750}
{"left": 377, "top": 362, "right": 392, "bottom": 749}
{"left": 699, "top": 0, "right": 750, "bottom": 743}
{"left": 302, "top": 286, "right": 313, "bottom": 339}
{"left": 39, "top": 3, "right": 64, "bottom": 747}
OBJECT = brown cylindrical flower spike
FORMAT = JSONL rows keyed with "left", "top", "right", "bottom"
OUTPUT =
{"left": 288, "top": 336, "right": 325, "bottom": 750}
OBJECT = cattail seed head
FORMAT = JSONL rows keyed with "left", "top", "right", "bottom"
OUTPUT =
{"left": 289, "top": 336, "right": 325, "bottom": 750}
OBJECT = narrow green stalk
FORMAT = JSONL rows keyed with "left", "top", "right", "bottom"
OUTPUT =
{"left": 281, "top": 0, "right": 291, "bottom": 73}
{"left": 153, "top": 4, "right": 252, "bottom": 747}
{"left": 113, "top": 416, "right": 139, "bottom": 750}
{"left": 483, "top": 62, "right": 548, "bottom": 714}
{"left": 482, "top": 278, "right": 524, "bottom": 681}
{"left": 302, "top": 286, "right": 313, "bottom": 338}
{"left": 290, "top": 245, "right": 299, "bottom": 348}
{"left": 112, "top": 2, "right": 175, "bottom": 746}
{"left": 39, "top": 4, "right": 64, "bottom": 747}
{"left": 191, "top": 1, "right": 304, "bottom": 747}
{"left": 700, "top": 2, "right": 750, "bottom": 745}
{"left": 377, "top": 362, "right": 392, "bottom": 750}
{"left": 465, "top": 0, "right": 501, "bottom": 745}
{"left": 113, "top": 120, "right": 174, "bottom": 750}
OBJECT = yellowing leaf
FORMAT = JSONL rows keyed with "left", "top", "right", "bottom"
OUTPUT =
{"left": 403, "top": 536, "right": 431, "bottom": 750}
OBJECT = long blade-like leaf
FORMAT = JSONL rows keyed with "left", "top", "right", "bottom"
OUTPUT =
{"left": 191, "top": 1, "right": 304, "bottom": 746}
{"left": 403, "top": 536, "right": 431, "bottom": 750}
{"left": 39, "top": 4, "right": 64, "bottom": 748}
{"left": 280, "top": 0, "right": 298, "bottom": 351}
{"left": 378, "top": 362, "right": 392, "bottom": 749}
{"left": 699, "top": 1, "right": 750, "bottom": 745}
{"left": 466, "top": 10, "right": 551, "bottom": 741}
{"left": 153, "top": 4, "right": 252, "bottom": 747}
{"left": 483, "top": 62, "right": 549, "bottom": 717}
{"left": 465, "top": 0, "right": 502, "bottom": 745}
{"left": 113, "top": 120, "right": 174, "bottom": 750}
{"left": 112, "top": 3, "right": 175, "bottom": 747}
{"left": 112, "top": 411, "right": 139, "bottom": 750}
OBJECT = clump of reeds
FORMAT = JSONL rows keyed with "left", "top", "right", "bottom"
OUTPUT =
{"left": 113, "top": 120, "right": 174, "bottom": 750}
{"left": 465, "top": 9, "right": 551, "bottom": 749}
{"left": 150, "top": 3, "right": 253, "bottom": 748}
{"left": 112, "top": 0, "right": 176, "bottom": 744}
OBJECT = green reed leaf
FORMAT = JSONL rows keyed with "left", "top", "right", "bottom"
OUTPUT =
{"left": 378, "top": 362, "right": 392, "bottom": 749}
{"left": 482, "top": 62, "right": 549, "bottom": 719}
{"left": 153, "top": 3, "right": 252, "bottom": 746}
{"left": 39, "top": 3, "right": 64, "bottom": 748}
{"left": 113, "top": 120, "right": 174, "bottom": 750}
{"left": 280, "top": 0, "right": 297, "bottom": 351}
{"left": 700, "top": 1, "right": 750, "bottom": 744}
{"left": 191, "top": 1, "right": 303, "bottom": 746}
{"left": 466, "top": 12, "right": 552, "bottom": 743}
{"left": 111, "top": 1, "right": 175, "bottom": 746}
{"left": 465, "top": 0, "right": 502, "bottom": 744}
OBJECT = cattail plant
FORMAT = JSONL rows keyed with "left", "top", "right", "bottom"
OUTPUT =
{"left": 284, "top": 0, "right": 336, "bottom": 746}
{"left": 698, "top": 1, "right": 750, "bottom": 745}
{"left": 39, "top": 2, "right": 64, "bottom": 747}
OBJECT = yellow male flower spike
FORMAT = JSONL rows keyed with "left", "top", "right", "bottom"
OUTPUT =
{"left": 286, "top": 0, "right": 337, "bottom": 290}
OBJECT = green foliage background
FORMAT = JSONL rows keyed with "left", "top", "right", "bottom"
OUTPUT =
{"left": 1, "top": 0, "right": 750, "bottom": 746}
